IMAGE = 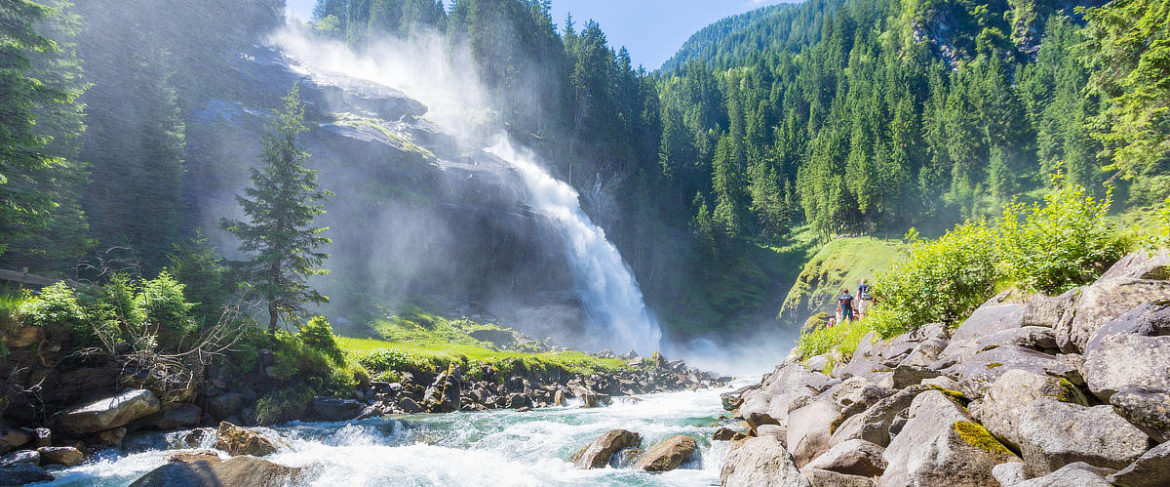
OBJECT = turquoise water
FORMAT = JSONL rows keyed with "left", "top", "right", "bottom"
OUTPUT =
{"left": 35, "top": 387, "right": 736, "bottom": 486}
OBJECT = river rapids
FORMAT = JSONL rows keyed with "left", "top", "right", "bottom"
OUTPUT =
{"left": 34, "top": 386, "right": 741, "bottom": 486}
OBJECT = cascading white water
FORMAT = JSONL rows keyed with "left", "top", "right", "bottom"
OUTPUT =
{"left": 488, "top": 141, "right": 661, "bottom": 354}
{"left": 271, "top": 27, "right": 662, "bottom": 354}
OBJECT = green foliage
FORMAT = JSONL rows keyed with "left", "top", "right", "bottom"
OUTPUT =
{"left": 222, "top": 85, "right": 332, "bottom": 332}
{"left": 299, "top": 315, "right": 344, "bottom": 365}
{"left": 868, "top": 223, "right": 999, "bottom": 337}
{"left": 797, "top": 317, "right": 872, "bottom": 362}
{"left": 1085, "top": 0, "right": 1170, "bottom": 183}
{"left": 137, "top": 271, "right": 195, "bottom": 333}
{"left": 18, "top": 282, "right": 85, "bottom": 329}
{"left": 253, "top": 388, "right": 311, "bottom": 425}
{"left": 997, "top": 178, "right": 1127, "bottom": 293}
{"left": 166, "top": 231, "right": 232, "bottom": 324}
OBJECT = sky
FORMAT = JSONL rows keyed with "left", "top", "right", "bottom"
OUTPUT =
{"left": 284, "top": 0, "right": 796, "bottom": 70}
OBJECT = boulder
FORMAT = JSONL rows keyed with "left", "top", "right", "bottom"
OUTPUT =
{"left": 129, "top": 455, "right": 301, "bottom": 487}
{"left": 1109, "top": 440, "right": 1170, "bottom": 487}
{"left": 635, "top": 435, "right": 698, "bottom": 472}
{"left": 31, "top": 428, "right": 50, "bottom": 448}
{"left": 1020, "top": 288, "right": 1079, "bottom": 328}
{"left": 53, "top": 389, "right": 161, "bottom": 435}
{"left": 940, "top": 344, "right": 1081, "bottom": 400}
{"left": 937, "top": 298, "right": 1027, "bottom": 362}
{"left": 614, "top": 448, "right": 643, "bottom": 468}
{"left": 3, "top": 326, "right": 40, "bottom": 349}
{"left": 1055, "top": 276, "right": 1170, "bottom": 353}
{"left": 142, "top": 403, "right": 202, "bottom": 430}
{"left": 878, "top": 391, "right": 1019, "bottom": 487}
{"left": 720, "top": 437, "right": 810, "bottom": 487}
{"left": 570, "top": 429, "right": 641, "bottom": 469}
{"left": 804, "top": 439, "right": 885, "bottom": 477}
{"left": 974, "top": 326, "right": 1060, "bottom": 353}
{"left": 0, "top": 428, "right": 30, "bottom": 455}
{"left": 214, "top": 422, "right": 280, "bottom": 457}
{"left": 97, "top": 427, "right": 127, "bottom": 446}
{"left": 830, "top": 386, "right": 928, "bottom": 448}
{"left": 738, "top": 363, "right": 838, "bottom": 434}
{"left": 580, "top": 392, "right": 612, "bottom": 408}
{"left": 37, "top": 446, "right": 84, "bottom": 467}
{"left": 422, "top": 368, "right": 462, "bottom": 413}
{"left": 882, "top": 364, "right": 942, "bottom": 389}
{"left": 0, "top": 450, "right": 38, "bottom": 466}
{"left": 1013, "top": 399, "right": 1149, "bottom": 475}
{"left": 1083, "top": 302, "right": 1170, "bottom": 442}
{"left": 1013, "top": 462, "right": 1114, "bottom": 487}
{"left": 802, "top": 468, "right": 875, "bottom": 487}
{"left": 0, "top": 463, "right": 52, "bottom": 486}
{"left": 398, "top": 397, "right": 422, "bottom": 413}
{"left": 309, "top": 396, "right": 363, "bottom": 421}
{"left": 786, "top": 400, "right": 840, "bottom": 466}
{"left": 1098, "top": 250, "right": 1170, "bottom": 281}
{"left": 505, "top": 393, "right": 531, "bottom": 409}
{"left": 992, "top": 462, "right": 1029, "bottom": 486}
{"left": 977, "top": 369, "right": 1088, "bottom": 450}
{"left": 166, "top": 449, "right": 223, "bottom": 464}
{"left": 206, "top": 392, "right": 245, "bottom": 419}
{"left": 713, "top": 427, "right": 747, "bottom": 442}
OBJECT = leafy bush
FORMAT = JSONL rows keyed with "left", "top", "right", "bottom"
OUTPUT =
{"left": 869, "top": 223, "right": 999, "bottom": 337}
{"left": 299, "top": 315, "right": 344, "bottom": 365}
{"left": 997, "top": 181, "right": 1127, "bottom": 294}
{"left": 138, "top": 272, "right": 197, "bottom": 345}
{"left": 797, "top": 318, "right": 872, "bottom": 362}
{"left": 20, "top": 282, "right": 87, "bottom": 329}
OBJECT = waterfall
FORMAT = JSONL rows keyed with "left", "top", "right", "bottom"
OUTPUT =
{"left": 271, "top": 28, "right": 661, "bottom": 354}
{"left": 488, "top": 140, "right": 662, "bottom": 354}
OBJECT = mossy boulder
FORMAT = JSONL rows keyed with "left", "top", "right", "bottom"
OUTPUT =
{"left": 214, "top": 422, "right": 281, "bottom": 457}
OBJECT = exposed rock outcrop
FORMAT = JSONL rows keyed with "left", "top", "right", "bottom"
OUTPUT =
{"left": 52, "top": 389, "right": 160, "bottom": 436}
{"left": 129, "top": 455, "right": 302, "bottom": 487}
{"left": 720, "top": 437, "right": 810, "bottom": 487}
{"left": 214, "top": 422, "right": 280, "bottom": 457}
{"left": 635, "top": 435, "right": 697, "bottom": 471}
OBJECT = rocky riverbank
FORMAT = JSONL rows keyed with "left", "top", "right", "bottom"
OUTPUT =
{"left": 0, "top": 344, "right": 726, "bottom": 485}
{"left": 715, "top": 250, "right": 1170, "bottom": 486}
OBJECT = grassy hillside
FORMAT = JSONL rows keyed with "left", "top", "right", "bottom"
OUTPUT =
{"left": 777, "top": 237, "right": 904, "bottom": 326}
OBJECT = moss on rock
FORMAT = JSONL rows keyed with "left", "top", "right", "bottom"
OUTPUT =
{"left": 952, "top": 421, "right": 1014, "bottom": 458}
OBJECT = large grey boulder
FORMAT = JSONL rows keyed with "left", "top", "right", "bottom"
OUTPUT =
{"left": 738, "top": 362, "right": 838, "bottom": 434}
{"left": 569, "top": 429, "right": 640, "bottom": 469}
{"left": 1098, "top": 250, "right": 1170, "bottom": 281}
{"left": 786, "top": 400, "right": 840, "bottom": 467}
{"left": 878, "top": 391, "right": 1019, "bottom": 487}
{"left": 720, "top": 437, "right": 810, "bottom": 487}
{"left": 1108, "top": 440, "right": 1170, "bottom": 487}
{"left": 1055, "top": 276, "right": 1170, "bottom": 354}
{"left": 1020, "top": 288, "right": 1079, "bottom": 328}
{"left": 53, "top": 389, "right": 161, "bottom": 436}
{"left": 937, "top": 298, "right": 1027, "bottom": 363}
{"left": 830, "top": 386, "right": 928, "bottom": 448}
{"left": 635, "top": 435, "right": 697, "bottom": 472}
{"left": 804, "top": 439, "right": 886, "bottom": 477}
{"left": 992, "top": 462, "right": 1029, "bottom": 486}
{"left": 129, "top": 455, "right": 302, "bottom": 487}
{"left": 939, "top": 344, "right": 1081, "bottom": 400}
{"left": 1013, "top": 400, "right": 1149, "bottom": 475}
{"left": 977, "top": 369, "right": 1088, "bottom": 449}
{"left": 141, "top": 403, "right": 202, "bottom": 430}
{"left": 1012, "top": 462, "right": 1113, "bottom": 487}
{"left": 1083, "top": 302, "right": 1170, "bottom": 442}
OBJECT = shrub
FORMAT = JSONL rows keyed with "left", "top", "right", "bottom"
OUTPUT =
{"left": 797, "top": 318, "right": 872, "bottom": 361}
{"left": 299, "top": 315, "right": 344, "bottom": 365}
{"left": 869, "top": 223, "right": 999, "bottom": 337}
{"left": 138, "top": 272, "right": 197, "bottom": 345}
{"left": 997, "top": 180, "right": 1127, "bottom": 294}
{"left": 20, "top": 282, "right": 86, "bottom": 329}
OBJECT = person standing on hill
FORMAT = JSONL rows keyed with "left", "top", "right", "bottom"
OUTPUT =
{"left": 838, "top": 288, "right": 856, "bottom": 323}
{"left": 858, "top": 278, "right": 874, "bottom": 318}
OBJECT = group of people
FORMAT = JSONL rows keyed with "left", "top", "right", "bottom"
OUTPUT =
{"left": 825, "top": 278, "right": 874, "bottom": 328}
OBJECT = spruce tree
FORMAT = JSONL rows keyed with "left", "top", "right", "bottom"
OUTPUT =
{"left": 222, "top": 85, "right": 332, "bottom": 333}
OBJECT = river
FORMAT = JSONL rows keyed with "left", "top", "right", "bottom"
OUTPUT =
{"left": 35, "top": 386, "right": 740, "bottom": 486}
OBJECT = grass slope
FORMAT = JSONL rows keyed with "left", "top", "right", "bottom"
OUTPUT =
{"left": 777, "top": 237, "right": 904, "bottom": 326}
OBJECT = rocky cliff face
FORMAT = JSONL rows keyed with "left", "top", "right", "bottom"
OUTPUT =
{"left": 718, "top": 250, "right": 1170, "bottom": 486}
{"left": 183, "top": 45, "right": 589, "bottom": 338}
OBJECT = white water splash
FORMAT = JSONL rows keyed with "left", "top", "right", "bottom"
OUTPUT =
{"left": 271, "top": 27, "right": 661, "bottom": 354}
{"left": 488, "top": 140, "right": 661, "bottom": 354}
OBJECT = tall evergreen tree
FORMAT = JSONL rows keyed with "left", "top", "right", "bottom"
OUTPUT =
{"left": 222, "top": 85, "right": 332, "bottom": 333}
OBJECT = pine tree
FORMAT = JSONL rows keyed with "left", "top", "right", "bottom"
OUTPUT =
{"left": 222, "top": 85, "right": 332, "bottom": 333}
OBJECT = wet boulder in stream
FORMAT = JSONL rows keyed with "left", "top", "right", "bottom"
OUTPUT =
{"left": 570, "top": 429, "right": 641, "bottom": 469}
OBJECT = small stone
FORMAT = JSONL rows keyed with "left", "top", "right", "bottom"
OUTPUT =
{"left": 37, "top": 447, "right": 84, "bottom": 467}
